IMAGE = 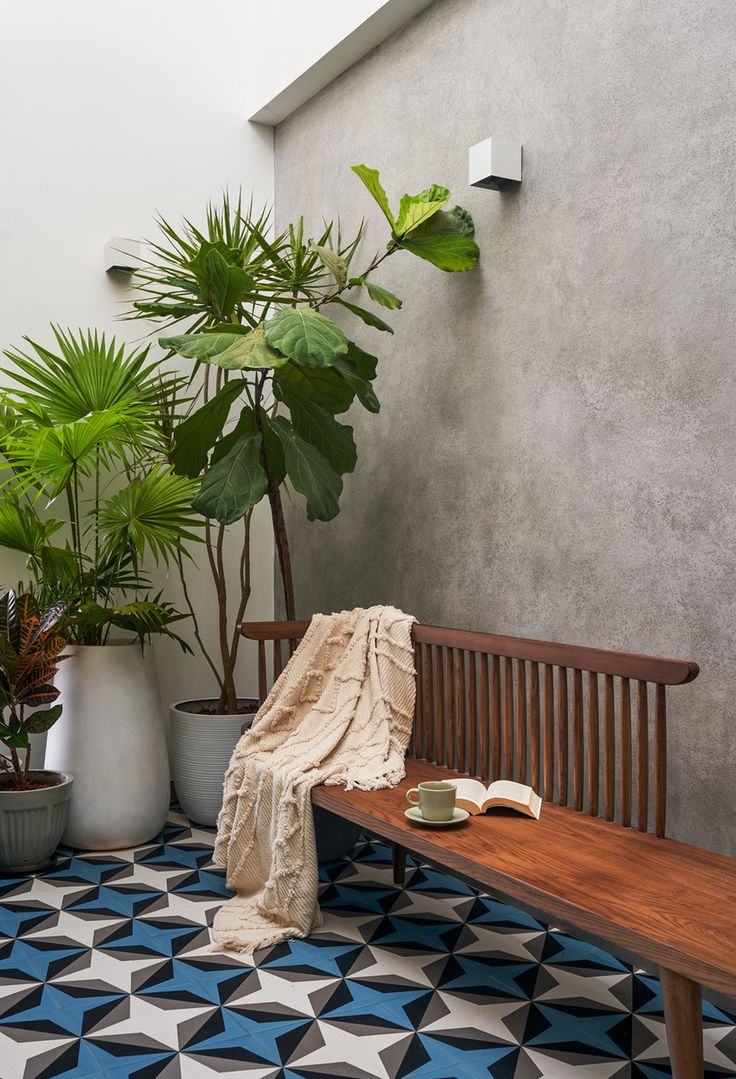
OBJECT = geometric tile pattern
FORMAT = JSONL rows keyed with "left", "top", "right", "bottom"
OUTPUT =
{"left": 0, "top": 810, "right": 734, "bottom": 1078}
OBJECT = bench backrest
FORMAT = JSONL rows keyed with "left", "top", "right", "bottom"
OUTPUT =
{"left": 239, "top": 619, "right": 698, "bottom": 839}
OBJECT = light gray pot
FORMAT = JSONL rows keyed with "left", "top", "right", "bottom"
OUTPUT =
{"left": 171, "top": 699, "right": 258, "bottom": 825}
{"left": 46, "top": 643, "right": 170, "bottom": 850}
{"left": 0, "top": 771, "right": 73, "bottom": 873}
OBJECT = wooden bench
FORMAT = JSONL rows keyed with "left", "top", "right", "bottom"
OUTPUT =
{"left": 241, "top": 618, "right": 736, "bottom": 1078}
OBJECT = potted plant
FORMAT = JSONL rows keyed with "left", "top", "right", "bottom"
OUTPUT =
{"left": 0, "top": 589, "right": 73, "bottom": 872}
{"left": 128, "top": 167, "right": 479, "bottom": 840}
{"left": 0, "top": 328, "right": 200, "bottom": 849}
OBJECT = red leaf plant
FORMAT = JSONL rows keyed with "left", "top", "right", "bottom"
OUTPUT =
{"left": 0, "top": 590, "right": 68, "bottom": 790}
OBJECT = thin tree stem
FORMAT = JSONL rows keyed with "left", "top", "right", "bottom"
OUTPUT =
{"left": 229, "top": 509, "right": 252, "bottom": 665}
{"left": 175, "top": 551, "right": 223, "bottom": 692}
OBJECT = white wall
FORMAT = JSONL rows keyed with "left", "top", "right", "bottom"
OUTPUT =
{"left": 0, "top": 0, "right": 275, "bottom": 717}
{"left": 0, "top": 0, "right": 391, "bottom": 718}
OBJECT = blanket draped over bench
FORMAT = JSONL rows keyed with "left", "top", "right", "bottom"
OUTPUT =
{"left": 211, "top": 605, "right": 416, "bottom": 953}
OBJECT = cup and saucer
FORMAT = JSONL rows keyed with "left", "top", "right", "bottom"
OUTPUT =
{"left": 404, "top": 781, "right": 469, "bottom": 827}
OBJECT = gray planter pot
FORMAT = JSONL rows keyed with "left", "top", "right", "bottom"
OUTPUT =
{"left": 171, "top": 699, "right": 259, "bottom": 826}
{"left": 0, "top": 771, "right": 73, "bottom": 873}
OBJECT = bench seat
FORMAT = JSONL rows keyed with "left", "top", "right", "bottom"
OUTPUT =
{"left": 313, "top": 758, "right": 736, "bottom": 1000}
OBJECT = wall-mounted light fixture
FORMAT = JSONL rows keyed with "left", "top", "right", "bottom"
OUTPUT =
{"left": 104, "top": 238, "right": 142, "bottom": 274}
{"left": 469, "top": 136, "right": 522, "bottom": 191}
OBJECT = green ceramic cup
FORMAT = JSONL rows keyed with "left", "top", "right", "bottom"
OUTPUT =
{"left": 406, "top": 780, "right": 456, "bottom": 821}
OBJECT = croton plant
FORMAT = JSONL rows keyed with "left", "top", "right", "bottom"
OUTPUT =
{"left": 0, "top": 590, "right": 67, "bottom": 790}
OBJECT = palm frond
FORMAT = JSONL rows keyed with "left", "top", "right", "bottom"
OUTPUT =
{"left": 98, "top": 467, "right": 201, "bottom": 566}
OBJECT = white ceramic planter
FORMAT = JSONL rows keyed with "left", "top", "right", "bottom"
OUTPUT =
{"left": 171, "top": 700, "right": 258, "bottom": 825}
{"left": 45, "top": 643, "right": 170, "bottom": 850}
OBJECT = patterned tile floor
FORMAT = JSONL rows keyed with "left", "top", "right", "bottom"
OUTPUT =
{"left": 0, "top": 811, "right": 734, "bottom": 1079}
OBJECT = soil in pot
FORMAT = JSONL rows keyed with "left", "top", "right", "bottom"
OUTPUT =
{"left": 0, "top": 774, "right": 64, "bottom": 792}
{"left": 178, "top": 698, "right": 259, "bottom": 716}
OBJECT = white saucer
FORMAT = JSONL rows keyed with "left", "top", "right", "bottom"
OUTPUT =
{"left": 404, "top": 806, "right": 470, "bottom": 827}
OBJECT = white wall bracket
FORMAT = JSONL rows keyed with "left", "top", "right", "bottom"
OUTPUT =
{"left": 104, "top": 238, "right": 143, "bottom": 274}
{"left": 469, "top": 137, "right": 522, "bottom": 191}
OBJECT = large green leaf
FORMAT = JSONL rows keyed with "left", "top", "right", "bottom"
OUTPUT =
{"left": 399, "top": 209, "right": 480, "bottom": 271}
{"left": 271, "top": 416, "right": 342, "bottom": 521}
{"left": 204, "top": 250, "right": 254, "bottom": 318}
{"left": 331, "top": 298, "right": 393, "bottom": 334}
{"left": 359, "top": 280, "right": 402, "bottom": 310}
{"left": 192, "top": 425, "right": 268, "bottom": 524}
{"left": 274, "top": 377, "right": 356, "bottom": 476}
{"left": 274, "top": 362, "right": 355, "bottom": 418}
{"left": 345, "top": 340, "right": 378, "bottom": 381}
{"left": 333, "top": 357, "right": 380, "bottom": 414}
{"left": 170, "top": 380, "right": 246, "bottom": 478}
{"left": 161, "top": 329, "right": 286, "bottom": 371}
{"left": 25, "top": 704, "right": 62, "bottom": 734}
{"left": 395, "top": 184, "right": 449, "bottom": 236}
{"left": 264, "top": 308, "right": 348, "bottom": 368}
{"left": 351, "top": 165, "right": 396, "bottom": 228}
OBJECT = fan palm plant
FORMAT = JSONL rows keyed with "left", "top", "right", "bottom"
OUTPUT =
{"left": 0, "top": 327, "right": 199, "bottom": 647}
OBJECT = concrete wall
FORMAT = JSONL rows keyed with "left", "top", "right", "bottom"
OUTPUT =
{"left": 274, "top": 0, "right": 736, "bottom": 852}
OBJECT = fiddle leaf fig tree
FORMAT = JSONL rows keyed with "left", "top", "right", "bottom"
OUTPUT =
{"left": 128, "top": 168, "right": 479, "bottom": 714}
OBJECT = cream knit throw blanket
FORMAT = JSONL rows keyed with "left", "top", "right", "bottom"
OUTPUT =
{"left": 211, "top": 605, "right": 415, "bottom": 954}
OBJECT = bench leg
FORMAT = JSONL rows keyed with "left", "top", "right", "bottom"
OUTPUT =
{"left": 659, "top": 968, "right": 704, "bottom": 1078}
{"left": 391, "top": 843, "right": 407, "bottom": 886}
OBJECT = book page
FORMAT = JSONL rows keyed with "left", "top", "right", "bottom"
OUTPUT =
{"left": 484, "top": 780, "right": 541, "bottom": 819}
{"left": 486, "top": 780, "right": 535, "bottom": 805}
{"left": 451, "top": 778, "right": 487, "bottom": 813}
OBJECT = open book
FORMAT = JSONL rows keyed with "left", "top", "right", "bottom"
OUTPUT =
{"left": 451, "top": 779, "right": 542, "bottom": 819}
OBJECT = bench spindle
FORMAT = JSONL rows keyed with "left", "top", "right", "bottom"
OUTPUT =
{"left": 464, "top": 647, "right": 474, "bottom": 776}
{"left": 604, "top": 674, "right": 616, "bottom": 820}
{"left": 516, "top": 660, "right": 527, "bottom": 784}
{"left": 543, "top": 664, "right": 555, "bottom": 801}
{"left": 587, "top": 671, "right": 600, "bottom": 816}
{"left": 655, "top": 684, "right": 667, "bottom": 838}
{"left": 530, "top": 662, "right": 541, "bottom": 791}
{"left": 557, "top": 666, "right": 569, "bottom": 806}
{"left": 443, "top": 648, "right": 454, "bottom": 769}
{"left": 637, "top": 680, "right": 649, "bottom": 832}
{"left": 455, "top": 649, "right": 466, "bottom": 772}
{"left": 572, "top": 668, "right": 584, "bottom": 811}
{"left": 621, "top": 677, "right": 632, "bottom": 828}
{"left": 412, "top": 642, "right": 424, "bottom": 758}
{"left": 504, "top": 657, "right": 514, "bottom": 779}
{"left": 258, "top": 640, "right": 267, "bottom": 704}
{"left": 492, "top": 656, "right": 502, "bottom": 779}
{"left": 480, "top": 653, "right": 490, "bottom": 782}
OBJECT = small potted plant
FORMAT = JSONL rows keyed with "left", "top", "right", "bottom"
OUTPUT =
{"left": 0, "top": 589, "right": 73, "bottom": 872}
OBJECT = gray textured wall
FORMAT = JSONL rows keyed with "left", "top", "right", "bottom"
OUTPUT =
{"left": 274, "top": 0, "right": 736, "bottom": 853}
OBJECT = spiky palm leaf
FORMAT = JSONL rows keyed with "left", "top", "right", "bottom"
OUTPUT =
{"left": 98, "top": 467, "right": 201, "bottom": 566}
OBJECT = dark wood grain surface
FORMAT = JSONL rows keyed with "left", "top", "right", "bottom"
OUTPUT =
{"left": 312, "top": 758, "right": 736, "bottom": 998}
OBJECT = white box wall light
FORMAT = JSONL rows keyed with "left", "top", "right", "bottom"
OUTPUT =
{"left": 469, "top": 136, "right": 522, "bottom": 190}
{"left": 104, "top": 238, "right": 143, "bottom": 274}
